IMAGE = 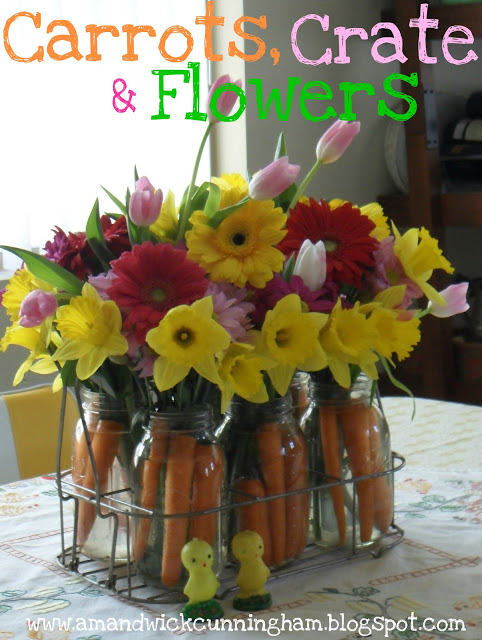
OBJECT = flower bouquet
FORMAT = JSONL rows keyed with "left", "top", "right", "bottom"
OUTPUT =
{"left": 0, "top": 74, "right": 469, "bottom": 579}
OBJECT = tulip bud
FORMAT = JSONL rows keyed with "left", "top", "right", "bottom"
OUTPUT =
{"left": 249, "top": 156, "right": 300, "bottom": 201}
{"left": 293, "top": 239, "right": 327, "bottom": 292}
{"left": 19, "top": 290, "right": 58, "bottom": 327}
{"left": 207, "top": 74, "right": 243, "bottom": 123}
{"left": 316, "top": 120, "right": 361, "bottom": 164}
{"left": 129, "top": 176, "right": 163, "bottom": 227}
{"left": 429, "top": 283, "right": 470, "bottom": 318}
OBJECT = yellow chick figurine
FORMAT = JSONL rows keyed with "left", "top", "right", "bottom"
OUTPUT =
{"left": 180, "top": 538, "right": 223, "bottom": 620}
{"left": 232, "top": 530, "right": 272, "bottom": 611}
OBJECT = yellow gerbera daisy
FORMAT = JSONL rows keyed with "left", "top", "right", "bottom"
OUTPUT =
{"left": 330, "top": 199, "right": 389, "bottom": 241}
{"left": 146, "top": 296, "right": 231, "bottom": 392}
{"left": 150, "top": 189, "right": 179, "bottom": 243}
{"left": 218, "top": 342, "right": 269, "bottom": 413}
{"left": 211, "top": 173, "right": 248, "bottom": 208}
{"left": 319, "top": 301, "right": 379, "bottom": 388}
{"left": 54, "top": 283, "right": 128, "bottom": 380}
{"left": 2, "top": 267, "right": 55, "bottom": 322}
{"left": 260, "top": 294, "right": 328, "bottom": 396}
{"left": 392, "top": 223, "right": 454, "bottom": 305}
{"left": 186, "top": 200, "right": 287, "bottom": 288}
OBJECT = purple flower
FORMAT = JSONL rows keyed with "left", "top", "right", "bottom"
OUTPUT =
{"left": 18, "top": 290, "right": 58, "bottom": 327}
{"left": 207, "top": 74, "right": 242, "bottom": 123}
{"left": 129, "top": 176, "right": 163, "bottom": 227}
{"left": 44, "top": 227, "right": 70, "bottom": 262}
{"left": 370, "top": 237, "right": 423, "bottom": 308}
{"left": 251, "top": 274, "right": 340, "bottom": 327}
{"left": 206, "top": 282, "right": 254, "bottom": 341}
{"left": 429, "top": 283, "right": 470, "bottom": 318}
{"left": 88, "top": 270, "right": 117, "bottom": 301}
{"left": 316, "top": 120, "right": 361, "bottom": 164}
{"left": 249, "top": 156, "right": 300, "bottom": 200}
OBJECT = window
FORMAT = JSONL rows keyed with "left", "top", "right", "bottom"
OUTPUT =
{"left": 1, "top": 0, "right": 210, "bottom": 270}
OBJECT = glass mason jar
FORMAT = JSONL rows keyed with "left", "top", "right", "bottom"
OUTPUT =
{"left": 223, "top": 395, "right": 309, "bottom": 569}
{"left": 132, "top": 407, "right": 226, "bottom": 591}
{"left": 290, "top": 372, "right": 310, "bottom": 425}
{"left": 302, "top": 375, "right": 393, "bottom": 552}
{"left": 71, "top": 388, "right": 134, "bottom": 561}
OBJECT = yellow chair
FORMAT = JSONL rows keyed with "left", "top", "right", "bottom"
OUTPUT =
{"left": 0, "top": 385, "right": 79, "bottom": 483}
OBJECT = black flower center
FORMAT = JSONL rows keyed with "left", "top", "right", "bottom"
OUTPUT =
{"left": 175, "top": 327, "right": 194, "bottom": 347}
{"left": 232, "top": 232, "right": 247, "bottom": 246}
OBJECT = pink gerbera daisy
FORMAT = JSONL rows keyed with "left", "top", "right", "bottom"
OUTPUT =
{"left": 206, "top": 282, "right": 255, "bottom": 341}
{"left": 108, "top": 242, "right": 208, "bottom": 342}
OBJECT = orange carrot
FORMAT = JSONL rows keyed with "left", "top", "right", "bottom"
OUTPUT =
{"left": 319, "top": 407, "right": 346, "bottom": 545}
{"left": 190, "top": 443, "right": 224, "bottom": 546}
{"left": 340, "top": 405, "right": 374, "bottom": 543}
{"left": 77, "top": 419, "right": 124, "bottom": 546}
{"left": 133, "top": 420, "right": 168, "bottom": 563}
{"left": 161, "top": 433, "right": 196, "bottom": 588}
{"left": 71, "top": 415, "right": 98, "bottom": 487}
{"left": 368, "top": 413, "right": 393, "bottom": 533}
{"left": 234, "top": 477, "right": 272, "bottom": 566}
{"left": 283, "top": 431, "right": 308, "bottom": 558}
{"left": 257, "top": 422, "right": 286, "bottom": 566}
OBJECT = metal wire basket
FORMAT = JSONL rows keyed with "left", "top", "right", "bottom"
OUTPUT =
{"left": 55, "top": 385, "right": 405, "bottom": 604}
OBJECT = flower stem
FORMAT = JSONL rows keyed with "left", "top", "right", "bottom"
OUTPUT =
{"left": 177, "top": 122, "right": 214, "bottom": 242}
{"left": 287, "top": 159, "right": 323, "bottom": 212}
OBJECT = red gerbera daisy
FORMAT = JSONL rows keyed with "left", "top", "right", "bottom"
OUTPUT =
{"left": 108, "top": 242, "right": 208, "bottom": 343}
{"left": 278, "top": 199, "right": 379, "bottom": 287}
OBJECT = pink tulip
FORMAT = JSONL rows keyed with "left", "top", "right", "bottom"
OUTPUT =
{"left": 129, "top": 176, "right": 163, "bottom": 227}
{"left": 316, "top": 120, "right": 361, "bottom": 164}
{"left": 293, "top": 239, "right": 327, "bottom": 291}
{"left": 207, "top": 74, "right": 243, "bottom": 123}
{"left": 429, "top": 283, "right": 470, "bottom": 318}
{"left": 19, "top": 290, "right": 58, "bottom": 327}
{"left": 249, "top": 156, "right": 300, "bottom": 200}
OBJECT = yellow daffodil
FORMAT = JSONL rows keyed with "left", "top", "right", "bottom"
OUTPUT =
{"left": 54, "top": 283, "right": 128, "bottom": 380}
{"left": 330, "top": 199, "right": 390, "bottom": 241}
{"left": 211, "top": 173, "right": 248, "bottom": 208}
{"left": 186, "top": 199, "right": 287, "bottom": 288}
{"left": 319, "top": 301, "right": 379, "bottom": 388}
{"left": 369, "top": 307, "right": 421, "bottom": 364}
{"left": 260, "top": 294, "right": 328, "bottom": 396}
{"left": 1, "top": 321, "right": 59, "bottom": 386}
{"left": 150, "top": 189, "right": 179, "bottom": 243}
{"left": 2, "top": 267, "right": 55, "bottom": 322}
{"left": 146, "top": 296, "right": 230, "bottom": 392}
{"left": 218, "top": 342, "right": 269, "bottom": 413}
{"left": 392, "top": 223, "right": 454, "bottom": 305}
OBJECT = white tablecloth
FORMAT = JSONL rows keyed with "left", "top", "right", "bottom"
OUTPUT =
{"left": 0, "top": 397, "right": 481, "bottom": 639}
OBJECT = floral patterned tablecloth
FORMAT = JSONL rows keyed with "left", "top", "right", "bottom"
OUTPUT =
{"left": 0, "top": 397, "right": 480, "bottom": 640}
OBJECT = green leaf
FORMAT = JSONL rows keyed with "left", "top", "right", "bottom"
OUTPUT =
{"left": 274, "top": 132, "right": 287, "bottom": 160}
{"left": 198, "top": 182, "right": 221, "bottom": 220}
{"left": 134, "top": 165, "right": 139, "bottom": 184}
{"left": 281, "top": 252, "right": 296, "bottom": 282}
{"left": 125, "top": 187, "right": 141, "bottom": 245}
{"left": 101, "top": 186, "right": 127, "bottom": 215}
{"left": 0, "top": 246, "right": 83, "bottom": 295}
{"left": 207, "top": 196, "right": 250, "bottom": 229}
{"left": 60, "top": 359, "right": 77, "bottom": 387}
{"left": 276, "top": 182, "right": 298, "bottom": 211}
{"left": 378, "top": 354, "right": 416, "bottom": 420}
{"left": 85, "top": 199, "right": 115, "bottom": 269}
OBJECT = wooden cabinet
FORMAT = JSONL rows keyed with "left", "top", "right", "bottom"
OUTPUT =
{"left": 378, "top": 1, "right": 482, "bottom": 403}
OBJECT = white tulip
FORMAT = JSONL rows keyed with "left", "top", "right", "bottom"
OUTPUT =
{"left": 293, "top": 239, "right": 327, "bottom": 292}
